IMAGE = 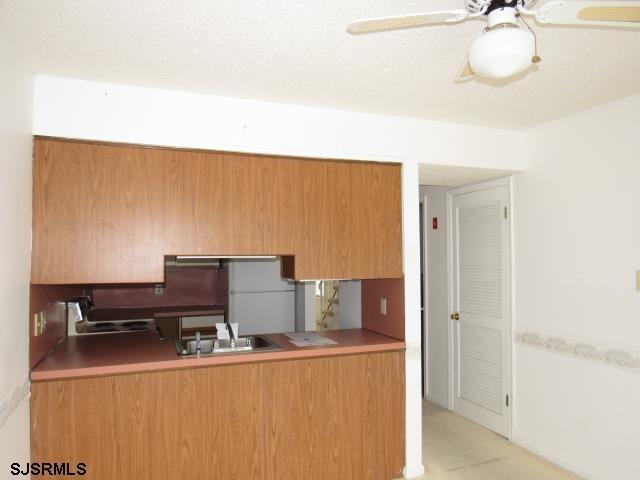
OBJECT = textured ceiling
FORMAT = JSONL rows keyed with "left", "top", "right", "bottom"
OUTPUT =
{"left": 2, "top": 0, "right": 639, "bottom": 129}
{"left": 419, "top": 164, "right": 512, "bottom": 186}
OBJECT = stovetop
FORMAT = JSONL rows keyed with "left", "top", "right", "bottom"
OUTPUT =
{"left": 77, "top": 319, "right": 154, "bottom": 335}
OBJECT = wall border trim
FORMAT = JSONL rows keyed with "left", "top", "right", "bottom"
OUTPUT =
{"left": 0, "top": 376, "right": 30, "bottom": 430}
{"left": 515, "top": 330, "right": 640, "bottom": 373}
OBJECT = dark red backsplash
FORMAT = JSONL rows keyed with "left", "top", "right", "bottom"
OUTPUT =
{"left": 30, "top": 284, "right": 86, "bottom": 368}
{"left": 361, "top": 277, "right": 405, "bottom": 340}
{"left": 91, "top": 267, "right": 227, "bottom": 309}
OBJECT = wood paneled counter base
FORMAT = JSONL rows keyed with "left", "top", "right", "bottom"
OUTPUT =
{"left": 31, "top": 351, "right": 405, "bottom": 480}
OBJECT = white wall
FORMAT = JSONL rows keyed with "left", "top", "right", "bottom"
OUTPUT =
{"left": 420, "top": 186, "right": 450, "bottom": 408}
{"left": 32, "top": 76, "right": 526, "bottom": 170}
{"left": 32, "top": 75, "right": 527, "bottom": 478}
{"left": 513, "top": 94, "right": 640, "bottom": 480}
{"left": 0, "top": 37, "right": 33, "bottom": 468}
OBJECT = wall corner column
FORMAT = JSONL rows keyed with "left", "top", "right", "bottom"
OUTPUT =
{"left": 402, "top": 160, "right": 425, "bottom": 478}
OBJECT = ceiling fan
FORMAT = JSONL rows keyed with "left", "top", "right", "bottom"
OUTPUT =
{"left": 347, "top": 0, "right": 640, "bottom": 80}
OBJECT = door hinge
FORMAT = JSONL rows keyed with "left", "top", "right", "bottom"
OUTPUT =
{"left": 506, "top": 394, "right": 510, "bottom": 407}
{"left": 503, "top": 206, "right": 508, "bottom": 219}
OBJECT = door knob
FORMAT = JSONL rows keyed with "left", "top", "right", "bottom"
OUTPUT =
{"left": 450, "top": 312, "right": 460, "bottom": 321}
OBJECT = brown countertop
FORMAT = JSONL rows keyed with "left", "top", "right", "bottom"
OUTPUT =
{"left": 31, "top": 328, "right": 405, "bottom": 382}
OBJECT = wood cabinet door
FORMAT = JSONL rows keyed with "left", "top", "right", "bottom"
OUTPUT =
{"left": 32, "top": 140, "right": 168, "bottom": 284}
{"left": 161, "top": 149, "right": 268, "bottom": 256}
{"left": 295, "top": 159, "right": 348, "bottom": 279}
{"left": 279, "top": 158, "right": 403, "bottom": 280}
{"left": 343, "top": 161, "right": 403, "bottom": 279}
{"left": 264, "top": 352, "right": 405, "bottom": 480}
{"left": 31, "top": 364, "right": 266, "bottom": 480}
{"left": 32, "top": 140, "right": 270, "bottom": 284}
{"left": 262, "top": 155, "right": 304, "bottom": 256}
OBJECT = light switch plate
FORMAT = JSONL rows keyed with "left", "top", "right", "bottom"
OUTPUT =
{"left": 380, "top": 298, "right": 387, "bottom": 315}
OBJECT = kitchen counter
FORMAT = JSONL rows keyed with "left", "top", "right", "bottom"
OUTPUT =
{"left": 30, "top": 328, "right": 405, "bottom": 381}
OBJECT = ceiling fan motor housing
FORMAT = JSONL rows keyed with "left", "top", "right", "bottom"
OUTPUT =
{"left": 486, "top": 6, "right": 520, "bottom": 26}
{"left": 466, "top": 0, "right": 535, "bottom": 14}
{"left": 482, "top": 0, "right": 524, "bottom": 14}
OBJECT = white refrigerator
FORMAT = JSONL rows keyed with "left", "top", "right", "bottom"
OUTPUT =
{"left": 227, "top": 258, "right": 296, "bottom": 335}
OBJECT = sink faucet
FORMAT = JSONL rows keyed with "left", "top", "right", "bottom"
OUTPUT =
{"left": 195, "top": 331, "right": 201, "bottom": 354}
{"left": 226, "top": 322, "right": 236, "bottom": 348}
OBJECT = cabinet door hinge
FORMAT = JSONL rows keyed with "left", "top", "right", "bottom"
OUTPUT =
{"left": 506, "top": 394, "right": 510, "bottom": 407}
{"left": 503, "top": 206, "right": 508, "bottom": 219}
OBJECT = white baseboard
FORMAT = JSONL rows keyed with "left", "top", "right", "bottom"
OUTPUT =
{"left": 512, "top": 437, "right": 600, "bottom": 480}
{"left": 0, "top": 376, "right": 30, "bottom": 430}
{"left": 403, "top": 463, "right": 426, "bottom": 479}
{"left": 425, "top": 394, "right": 449, "bottom": 410}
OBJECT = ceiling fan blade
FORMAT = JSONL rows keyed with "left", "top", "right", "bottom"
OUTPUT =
{"left": 347, "top": 10, "right": 469, "bottom": 34}
{"left": 536, "top": 1, "right": 640, "bottom": 28}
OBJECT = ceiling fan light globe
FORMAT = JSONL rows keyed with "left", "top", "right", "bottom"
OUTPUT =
{"left": 468, "top": 28, "right": 535, "bottom": 79}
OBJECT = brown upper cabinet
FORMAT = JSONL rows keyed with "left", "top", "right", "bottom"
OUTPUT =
{"left": 32, "top": 138, "right": 403, "bottom": 284}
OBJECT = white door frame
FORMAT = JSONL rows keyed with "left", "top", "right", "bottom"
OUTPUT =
{"left": 446, "top": 176, "right": 513, "bottom": 439}
{"left": 421, "top": 194, "right": 429, "bottom": 399}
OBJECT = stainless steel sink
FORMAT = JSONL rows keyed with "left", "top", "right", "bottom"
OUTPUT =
{"left": 175, "top": 335, "right": 280, "bottom": 356}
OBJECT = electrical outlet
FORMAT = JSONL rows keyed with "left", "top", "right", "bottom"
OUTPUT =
{"left": 33, "top": 311, "right": 47, "bottom": 336}
{"left": 380, "top": 298, "right": 387, "bottom": 316}
{"left": 155, "top": 284, "right": 165, "bottom": 296}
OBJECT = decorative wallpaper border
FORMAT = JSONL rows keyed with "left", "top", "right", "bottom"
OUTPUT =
{"left": 0, "top": 376, "right": 30, "bottom": 430}
{"left": 515, "top": 331, "right": 640, "bottom": 373}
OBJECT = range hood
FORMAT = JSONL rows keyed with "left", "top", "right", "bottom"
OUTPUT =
{"left": 165, "top": 255, "right": 277, "bottom": 268}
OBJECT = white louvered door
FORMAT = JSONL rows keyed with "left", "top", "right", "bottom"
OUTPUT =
{"left": 451, "top": 182, "right": 510, "bottom": 437}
